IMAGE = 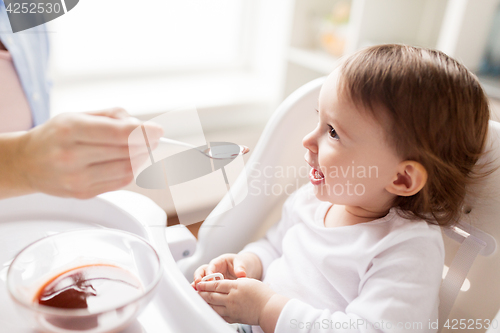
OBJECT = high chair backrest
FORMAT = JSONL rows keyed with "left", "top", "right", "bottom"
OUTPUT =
{"left": 177, "top": 78, "right": 500, "bottom": 332}
{"left": 439, "top": 120, "right": 500, "bottom": 332}
{"left": 177, "top": 77, "right": 326, "bottom": 279}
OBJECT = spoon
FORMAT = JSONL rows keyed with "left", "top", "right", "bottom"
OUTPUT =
{"left": 159, "top": 137, "right": 250, "bottom": 159}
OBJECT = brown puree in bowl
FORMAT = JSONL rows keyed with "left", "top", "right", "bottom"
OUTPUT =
{"left": 35, "top": 264, "right": 143, "bottom": 311}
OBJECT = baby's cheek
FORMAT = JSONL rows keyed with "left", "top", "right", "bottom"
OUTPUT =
{"left": 317, "top": 176, "right": 377, "bottom": 204}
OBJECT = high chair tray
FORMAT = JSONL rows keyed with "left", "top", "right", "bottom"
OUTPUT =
{"left": 0, "top": 191, "right": 234, "bottom": 333}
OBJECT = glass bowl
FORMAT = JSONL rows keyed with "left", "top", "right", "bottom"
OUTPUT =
{"left": 7, "top": 229, "right": 163, "bottom": 333}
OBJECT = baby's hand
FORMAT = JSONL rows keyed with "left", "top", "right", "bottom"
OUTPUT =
{"left": 191, "top": 253, "right": 248, "bottom": 290}
{"left": 196, "top": 278, "right": 275, "bottom": 325}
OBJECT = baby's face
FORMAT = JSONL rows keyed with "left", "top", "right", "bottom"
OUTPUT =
{"left": 303, "top": 71, "right": 401, "bottom": 210}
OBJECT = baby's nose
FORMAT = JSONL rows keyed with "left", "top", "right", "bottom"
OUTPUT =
{"left": 303, "top": 131, "right": 318, "bottom": 154}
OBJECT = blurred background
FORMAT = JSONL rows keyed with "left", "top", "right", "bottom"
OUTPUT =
{"left": 47, "top": 0, "right": 500, "bottom": 228}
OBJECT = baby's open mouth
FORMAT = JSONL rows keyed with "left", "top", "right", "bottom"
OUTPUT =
{"left": 309, "top": 167, "right": 325, "bottom": 181}
{"left": 313, "top": 168, "right": 324, "bottom": 179}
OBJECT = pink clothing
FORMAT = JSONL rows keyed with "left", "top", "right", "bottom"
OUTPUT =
{"left": 0, "top": 50, "right": 33, "bottom": 132}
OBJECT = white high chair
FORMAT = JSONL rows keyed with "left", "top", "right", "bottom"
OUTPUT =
{"left": 0, "top": 191, "right": 237, "bottom": 333}
{"left": 177, "top": 77, "right": 500, "bottom": 333}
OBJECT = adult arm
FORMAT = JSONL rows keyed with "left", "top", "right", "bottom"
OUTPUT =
{"left": 0, "top": 108, "right": 163, "bottom": 199}
{"left": 0, "top": 130, "right": 31, "bottom": 198}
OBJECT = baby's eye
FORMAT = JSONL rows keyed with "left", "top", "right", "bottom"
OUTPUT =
{"left": 328, "top": 125, "right": 339, "bottom": 140}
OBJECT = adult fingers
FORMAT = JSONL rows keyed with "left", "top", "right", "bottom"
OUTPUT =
{"left": 71, "top": 114, "right": 139, "bottom": 145}
{"left": 74, "top": 144, "right": 131, "bottom": 165}
{"left": 86, "top": 158, "right": 133, "bottom": 184}
{"left": 128, "top": 123, "right": 164, "bottom": 147}
{"left": 141, "top": 122, "right": 164, "bottom": 148}
{"left": 85, "top": 145, "right": 150, "bottom": 166}
{"left": 84, "top": 107, "right": 130, "bottom": 119}
{"left": 72, "top": 114, "right": 163, "bottom": 146}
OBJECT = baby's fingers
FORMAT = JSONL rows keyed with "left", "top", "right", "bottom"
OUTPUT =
{"left": 193, "top": 264, "right": 209, "bottom": 287}
{"left": 233, "top": 257, "right": 247, "bottom": 278}
{"left": 207, "top": 258, "right": 227, "bottom": 277}
{"left": 206, "top": 263, "right": 218, "bottom": 276}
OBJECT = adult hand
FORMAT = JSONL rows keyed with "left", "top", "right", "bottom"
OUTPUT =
{"left": 12, "top": 107, "right": 163, "bottom": 199}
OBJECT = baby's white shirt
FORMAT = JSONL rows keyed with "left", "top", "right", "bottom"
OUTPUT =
{"left": 239, "top": 184, "right": 444, "bottom": 333}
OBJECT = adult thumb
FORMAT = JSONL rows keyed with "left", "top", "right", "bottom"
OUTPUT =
{"left": 233, "top": 259, "right": 247, "bottom": 278}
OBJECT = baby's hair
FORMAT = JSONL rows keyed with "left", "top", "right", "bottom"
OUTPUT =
{"left": 337, "top": 44, "right": 490, "bottom": 226}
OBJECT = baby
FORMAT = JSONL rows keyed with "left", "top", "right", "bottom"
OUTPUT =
{"left": 192, "top": 44, "right": 490, "bottom": 333}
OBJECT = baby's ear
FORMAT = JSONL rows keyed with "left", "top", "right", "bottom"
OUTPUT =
{"left": 385, "top": 161, "right": 427, "bottom": 197}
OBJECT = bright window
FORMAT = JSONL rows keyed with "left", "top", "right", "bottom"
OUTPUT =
{"left": 49, "top": 0, "right": 247, "bottom": 80}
